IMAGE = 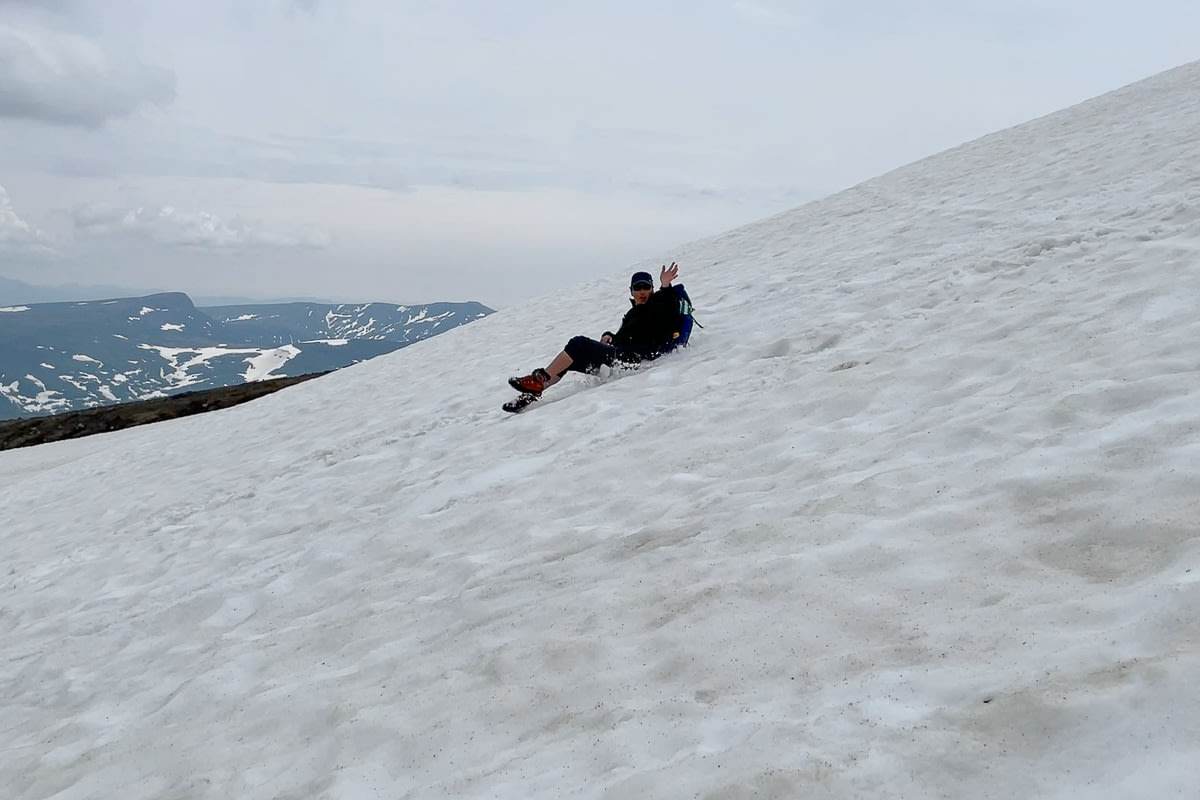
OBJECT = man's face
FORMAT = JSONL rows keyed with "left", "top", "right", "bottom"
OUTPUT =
{"left": 631, "top": 284, "right": 653, "bottom": 304}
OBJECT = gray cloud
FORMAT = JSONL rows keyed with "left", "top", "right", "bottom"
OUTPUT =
{"left": 0, "top": 22, "right": 175, "bottom": 127}
{"left": 0, "top": 1, "right": 78, "bottom": 9}
{"left": 0, "top": 182, "right": 54, "bottom": 254}
{"left": 71, "top": 202, "right": 331, "bottom": 250}
{"left": 3, "top": 0, "right": 1198, "bottom": 308}
{"left": 731, "top": 0, "right": 801, "bottom": 25}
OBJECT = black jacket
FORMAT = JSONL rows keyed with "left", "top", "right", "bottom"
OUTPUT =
{"left": 607, "top": 287, "right": 679, "bottom": 358}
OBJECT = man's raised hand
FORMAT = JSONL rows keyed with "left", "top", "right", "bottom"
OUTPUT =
{"left": 660, "top": 261, "right": 679, "bottom": 287}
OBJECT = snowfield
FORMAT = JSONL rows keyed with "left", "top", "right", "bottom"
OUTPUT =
{"left": 3, "top": 62, "right": 1200, "bottom": 799}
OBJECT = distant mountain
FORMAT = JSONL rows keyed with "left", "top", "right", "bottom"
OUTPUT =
{"left": 0, "top": 274, "right": 332, "bottom": 306}
{"left": 201, "top": 301, "right": 493, "bottom": 347}
{"left": 193, "top": 294, "right": 336, "bottom": 306}
{"left": 0, "top": 275, "right": 151, "bottom": 305}
{"left": 0, "top": 293, "right": 493, "bottom": 420}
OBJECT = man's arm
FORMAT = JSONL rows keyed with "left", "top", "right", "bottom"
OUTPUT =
{"left": 604, "top": 307, "right": 637, "bottom": 346}
{"left": 659, "top": 261, "right": 679, "bottom": 288}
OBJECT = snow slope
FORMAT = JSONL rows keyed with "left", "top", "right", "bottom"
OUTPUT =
{"left": 3, "top": 62, "right": 1200, "bottom": 799}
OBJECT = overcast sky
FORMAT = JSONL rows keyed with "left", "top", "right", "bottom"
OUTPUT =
{"left": 0, "top": 1, "right": 1196, "bottom": 307}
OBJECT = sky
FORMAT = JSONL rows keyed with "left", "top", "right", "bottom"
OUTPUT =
{"left": 0, "top": 1, "right": 1197, "bottom": 308}
{"left": 4, "top": 60, "right": 1200, "bottom": 797}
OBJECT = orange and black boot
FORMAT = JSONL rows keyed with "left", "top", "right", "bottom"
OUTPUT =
{"left": 508, "top": 368, "right": 551, "bottom": 396}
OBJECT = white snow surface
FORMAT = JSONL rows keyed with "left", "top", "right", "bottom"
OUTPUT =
{"left": 4, "top": 63, "right": 1200, "bottom": 799}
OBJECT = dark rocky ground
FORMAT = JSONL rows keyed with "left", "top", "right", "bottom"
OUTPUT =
{"left": 0, "top": 372, "right": 330, "bottom": 451}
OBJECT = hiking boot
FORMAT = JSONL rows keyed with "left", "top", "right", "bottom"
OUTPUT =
{"left": 509, "top": 368, "right": 551, "bottom": 396}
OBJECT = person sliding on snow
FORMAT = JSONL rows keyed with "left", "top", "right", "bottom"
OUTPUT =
{"left": 508, "top": 262, "right": 684, "bottom": 397}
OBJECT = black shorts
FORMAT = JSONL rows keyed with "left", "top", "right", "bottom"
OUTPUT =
{"left": 563, "top": 335, "right": 646, "bottom": 374}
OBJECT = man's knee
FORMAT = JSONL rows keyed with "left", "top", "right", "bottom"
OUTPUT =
{"left": 564, "top": 335, "right": 592, "bottom": 361}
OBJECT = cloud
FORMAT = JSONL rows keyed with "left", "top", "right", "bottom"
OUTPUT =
{"left": 72, "top": 203, "right": 332, "bottom": 250}
{"left": 0, "top": 0, "right": 78, "bottom": 9}
{"left": 0, "top": 21, "right": 175, "bottom": 126}
{"left": 731, "top": 0, "right": 799, "bottom": 25}
{"left": 0, "top": 182, "right": 54, "bottom": 253}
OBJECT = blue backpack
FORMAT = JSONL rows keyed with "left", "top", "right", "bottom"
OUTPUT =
{"left": 664, "top": 283, "right": 700, "bottom": 352}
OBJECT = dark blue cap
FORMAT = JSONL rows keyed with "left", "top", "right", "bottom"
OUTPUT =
{"left": 630, "top": 271, "right": 654, "bottom": 290}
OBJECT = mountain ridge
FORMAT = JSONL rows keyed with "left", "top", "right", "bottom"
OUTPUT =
{"left": 0, "top": 291, "right": 492, "bottom": 419}
{"left": 0, "top": 274, "right": 336, "bottom": 306}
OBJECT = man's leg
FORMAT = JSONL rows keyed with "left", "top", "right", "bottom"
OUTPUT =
{"left": 512, "top": 336, "right": 616, "bottom": 395}
{"left": 562, "top": 336, "right": 617, "bottom": 375}
{"left": 540, "top": 350, "right": 573, "bottom": 387}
